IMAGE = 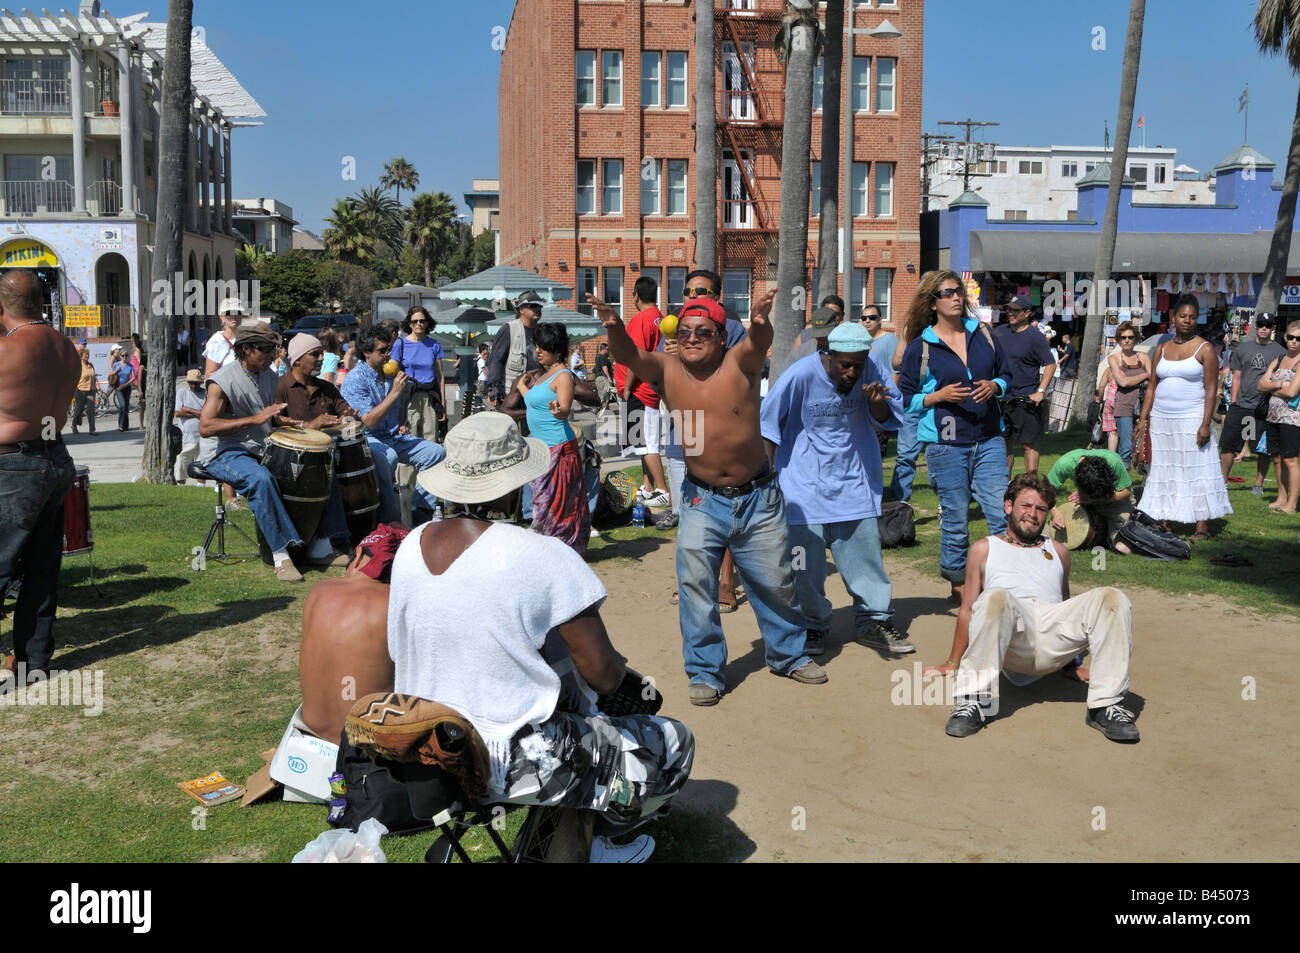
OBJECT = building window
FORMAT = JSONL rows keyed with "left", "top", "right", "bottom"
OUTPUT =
{"left": 723, "top": 42, "right": 755, "bottom": 120}
{"left": 576, "top": 267, "right": 598, "bottom": 314}
{"left": 1017, "top": 160, "right": 1043, "bottom": 175}
{"left": 977, "top": 159, "right": 1008, "bottom": 175}
{"left": 639, "top": 267, "right": 662, "bottom": 308}
{"left": 666, "top": 52, "right": 688, "bottom": 107}
{"left": 1061, "top": 161, "right": 1078, "bottom": 178}
{"left": 641, "top": 52, "right": 660, "bottom": 108}
{"left": 1084, "top": 161, "right": 1098, "bottom": 173}
{"left": 665, "top": 159, "right": 688, "bottom": 215}
{"left": 1066, "top": 209, "right": 1079, "bottom": 221}
{"left": 873, "top": 268, "right": 893, "bottom": 322}
{"left": 667, "top": 267, "right": 687, "bottom": 313}
{"left": 575, "top": 51, "right": 595, "bottom": 106}
{"left": 852, "top": 268, "right": 869, "bottom": 315}
{"left": 641, "top": 158, "right": 661, "bottom": 216}
{"left": 576, "top": 160, "right": 596, "bottom": 215}
{"left": 1154, "top": 164, "right": 1167, "bottom": 184}
{"left": 875, "top": 57, "right": 896, "bottom": 113}
{"left": 603, "top": 267, "right": 624, "bottom": 317}
{"left": 723, "top": 269, "right": 751, "bottom": 322}
{"left": 1004, "top": 209, "right": 1028, "bottom": 221}
{"left": 874, "top": 162, "right": 894, "bottom": 217}
{"left": 602, "top": 159, "right": 623, "bottom": 214}
{"left": 813, "top": 56, "right": 823, "bottom": 112}
{"left": 851, "top": 161, "right": 869, "bottom": 217}
{"left": 602, "top": 51, "right": 622, "bottom": 107}
{"left": 811, "top": 161, "right": 820, "bottom": 217}
{"left": 723, "top": 150, "right": 754, "bottom": 228}
{"left": 851, "top": 57, "right": 870, "bottom": 112}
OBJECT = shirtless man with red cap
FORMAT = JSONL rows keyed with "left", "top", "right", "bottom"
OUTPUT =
{"left": 593, "top": 289, "right": 825, "bottom": 706}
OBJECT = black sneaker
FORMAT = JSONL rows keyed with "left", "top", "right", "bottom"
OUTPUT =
{"left": 945, "top": 702, "right": 986, "bottom": 738}
{"left": 856, "top": 620, "right": 915, "bottom": 654}
{"left": 804, "top": 629, "right": 827, "bottom": 657}
{"left": 1086, "top": 704, "right": 1140, "bottom": 742}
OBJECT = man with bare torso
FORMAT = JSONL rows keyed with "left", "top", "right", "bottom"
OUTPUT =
{"left": 594, "top": 289, "right": 826, "bottom": 706}
{"left": 0, "top": 270, "right": 81, "bottom": 680}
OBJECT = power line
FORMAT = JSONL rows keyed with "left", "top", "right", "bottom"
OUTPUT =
{"left": 937, "top": 118, "right": 1001, "bottom": 192}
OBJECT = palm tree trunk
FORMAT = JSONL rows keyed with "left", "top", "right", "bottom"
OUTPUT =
{"left": 1071, "top": 0, "right": 1145, "bottom": 427}
{"left": 424, "top": 256, "right": 432, "bottom": 288}
{"left": 771, "top": 11, "right": 818, "bottom": 379}
{"left": 814, "top": 1, "right": 843, "bottom": 307}
{"left": 1254, "top": 79, "right": 1300, "bottom": 315}
{"left": 695, "top": 0, "right": 717, "bottom": 272}
{"left": 142, "top": 0, "right": 193, "bottom": 483}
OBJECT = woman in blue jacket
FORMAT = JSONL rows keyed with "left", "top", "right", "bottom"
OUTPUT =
{"left": 898, "top": 270, "right": 1011, "bottom": 603}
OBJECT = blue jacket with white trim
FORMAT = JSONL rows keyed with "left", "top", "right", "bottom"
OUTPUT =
{"left": 898, "top": 316, "right": 1010, "bottom": 446}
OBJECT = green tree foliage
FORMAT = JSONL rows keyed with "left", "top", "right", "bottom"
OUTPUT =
{"left": 406, "top": 190, "right": 458, "bottom": 286}
{"left": 381, "top": 157, "right": 420, "bottom": 206}
{"left": 323, "top": 198, "right": 376, "bottom": 265}
{"left": 258, "top": 250, "right": 322, "bottom": 321}
{"left": 318, "top": 260, "right": 381, "bottom": 317}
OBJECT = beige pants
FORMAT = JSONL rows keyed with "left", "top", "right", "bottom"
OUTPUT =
{"left": 174, "top": 443, "right": 199, "bottom": 484}
{"left": 956, "top": 586, "right": 1133, "bottom": 714}
{"left": 396, "top": 389, "right": 442, "bottom": 500}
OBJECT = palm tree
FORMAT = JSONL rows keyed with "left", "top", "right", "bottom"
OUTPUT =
{"left": 236, "top": 242, "right": 267, "bottom": 279}
{"left": 406, "top": 191, "right": 458, "bottom": 286}
{"left": 770, "top": 2, "right": 821, "bottom": 379}
{"left": 1071, "top": 0, "right": 1145, "bottom": 426}
{"left": 1253, "top": 0, "right": 1300, "bottom": 316}
{"left": 814, "top": 0, "right": 844, "bottom": 308}
{"left": 352, "top": 185, "right": 405, "bottom": 251}
{"left": 324, "top": 198, "right": 376, "bottom": 265}
{"left": 142, "top": 0, "right": 192, "bottom": 483}
{"left": 381, "top": 157, "right": 420, "bottom": 206}
{"left": 695, "top": 0, "right": 717, "bottom": 271}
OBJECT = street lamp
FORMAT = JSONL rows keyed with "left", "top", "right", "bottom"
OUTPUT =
{"left": 842, "top": 12, "right": 902, "bottom": 312}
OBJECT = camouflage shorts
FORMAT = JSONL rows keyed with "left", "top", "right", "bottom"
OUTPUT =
{"left": 497, "top": 713, "right": 694, "bottom": 826}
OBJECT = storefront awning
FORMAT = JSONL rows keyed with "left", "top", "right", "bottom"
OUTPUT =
{"left": 969, "top": 230, "right": 1300, "bottom": 273}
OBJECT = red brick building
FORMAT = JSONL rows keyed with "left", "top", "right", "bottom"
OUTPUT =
{"left": 499, "top": 0, "right": 922, "bottom": 330}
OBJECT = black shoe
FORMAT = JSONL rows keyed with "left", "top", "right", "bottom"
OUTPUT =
{"left": 656, "top": 512, "right": 679, "bottom": 530}
{"left": 1086, "top": 704, "right": 1140, "bottom": 742}
{"left": 945, "top": 702, "right": 986, "bottom": 738}
{"left": 804, "top": 629, "right": 827, "bottom": 657}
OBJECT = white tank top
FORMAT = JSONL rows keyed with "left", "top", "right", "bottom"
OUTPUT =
{"left": 984, "top": 534, "right": 1063, "bottom": 603}
{"left": 1153, "top": 340, "right": 1208, "bottom": 418}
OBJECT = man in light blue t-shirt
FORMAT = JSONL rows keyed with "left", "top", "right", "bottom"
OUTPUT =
{"left": 760, "top": 323, "right": 913, "bottom": 657}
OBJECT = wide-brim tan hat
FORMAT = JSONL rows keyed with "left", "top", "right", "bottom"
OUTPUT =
{"left": 417, "top": 412, "right": 551, "bottom": 504}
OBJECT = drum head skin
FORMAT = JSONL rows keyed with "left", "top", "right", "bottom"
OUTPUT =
{"left": 267, "top": 426, "right": 333, "bottom": 451}
{"left": 1052, "top": 499, "right": 1097, "bottom": 551}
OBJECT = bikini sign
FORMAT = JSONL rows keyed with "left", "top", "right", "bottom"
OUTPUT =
{"left": 0, "top": 239, "right": 58, "bottom": 268}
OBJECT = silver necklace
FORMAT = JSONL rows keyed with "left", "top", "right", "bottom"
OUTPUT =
{"left": 4, "top": 319, "right": 46, "bottom": 337}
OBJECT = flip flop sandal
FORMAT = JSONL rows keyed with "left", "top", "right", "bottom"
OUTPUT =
{"left": 1189, "top": 532, "right": 1210, "bottom": 541}
{"left": 717, "top": 584, "right": 738, "bottom": 613}
{"left": 1210, "top": 554, "right": 1253, "bottom": 568}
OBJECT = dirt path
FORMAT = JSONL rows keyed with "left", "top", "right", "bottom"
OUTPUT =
{"left": 591, "top": 539, "right": 1298, "bottom": 862}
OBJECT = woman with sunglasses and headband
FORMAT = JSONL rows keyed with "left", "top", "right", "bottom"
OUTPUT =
{"left": 898, "top": 270, "right": 1012, "bottom": 603}
{"left": 393, "top": 305, "right": 447, "bottom": 442}
{"left": 1105, "top": 320, "right": 1150, "bottom": 466}
{"left": 1256, "top": 319, "right": 1300, "bottom": 513}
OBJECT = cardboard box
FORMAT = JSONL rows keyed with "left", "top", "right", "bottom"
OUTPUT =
{"left": 268, "top": 705, "right": 339, "bottom": 804}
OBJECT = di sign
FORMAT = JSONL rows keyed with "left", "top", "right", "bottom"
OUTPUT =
{"left": 1283, "top": 279, "right": 1300, "bottom": 306}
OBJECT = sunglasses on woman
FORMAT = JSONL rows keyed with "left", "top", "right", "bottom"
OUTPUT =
{"left": 1286, "top": 334, "right": 1300, "bottom": 342}
{"left": 934, "top": 287, "right": 963, "bottom": 299}
{"left": 1118, "top": 335, "right": 1135, "bottom": 341}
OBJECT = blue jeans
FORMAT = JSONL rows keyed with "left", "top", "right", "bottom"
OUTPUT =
{"left": 789, "top": 518, "right": 892, "bottom": 631}
{"left": 925, "top": 437, "right": 1009, "bottom": 583}
{"left": 1115, "top": 414, "right": 1134, "bottom": 467}
{"left": 675, "top": 473, "right": 810, "bottom": 691}
{"left": 366, "top": 438, "right": 402, "bottom": 523}
{"left": 374, "top": 432, "right": 445, "bottom": 512}
{"left": 0, "top": 444, "right": 76, "bottom": 671}
{"left": 889, "top": 411, "right": 923, "bottom": 502}
{"left": 114, "top": 385, "right": 132, "bottom": 430}
{"left": 205, "top": 447, "right": 304, "bottom": 554}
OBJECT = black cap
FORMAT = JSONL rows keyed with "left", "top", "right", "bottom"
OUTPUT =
{"left": 1256, "top": 313, "right": 1275, "bottom": 326}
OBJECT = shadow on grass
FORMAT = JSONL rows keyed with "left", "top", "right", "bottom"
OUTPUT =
{"left": 51, "top": 596, "right": 296, "bottom": 672}
{"left": 58, "top": 573, "right": 188, "bottom": 610}
{"left": 586, "top": 533, "right": 673, "bottom": 563}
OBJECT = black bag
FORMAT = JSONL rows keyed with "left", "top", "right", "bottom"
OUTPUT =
{"left": 1087, "top": 399, "right": 1103, "bottom": 445}
{"left": 331, "top": 734, "right": 442, "bottom": 836}
{"left": 1116, "top": 511, "right": 1190, "bottom": 560}
{"left": 879, "top": 501, "right": 916, "bottom": 548}
{"left": 166, "top": 424, "right": 183, "bottom": 457}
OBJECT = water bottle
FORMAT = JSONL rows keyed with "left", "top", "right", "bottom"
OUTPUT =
{"left": 432, "top": 503, "right": 444, "bottom": 522}
{"left": 632, "top": 501, "right": 645, "bottom": 528}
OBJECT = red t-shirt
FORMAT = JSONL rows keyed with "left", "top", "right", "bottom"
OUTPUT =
{"left": 614, "top": 306, "right": 663, "bottom": 408}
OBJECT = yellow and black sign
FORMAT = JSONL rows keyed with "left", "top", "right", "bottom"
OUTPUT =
{"left": 63, "top": 305, "right": 101, "bottom": 328}
{"left": 0, "top": 239, "right": 59, "bottom": 268}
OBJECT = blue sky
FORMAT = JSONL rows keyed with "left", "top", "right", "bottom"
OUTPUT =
{"left": 197, "top": 0, "right": 1300, "bottom": 235}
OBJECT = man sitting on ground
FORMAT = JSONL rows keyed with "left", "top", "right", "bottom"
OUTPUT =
{"left": 1047, "top": 448, "right": 1135, "bottom": 555}
{"left": 925, "top": 474, "right": 1139, "bottom": 742}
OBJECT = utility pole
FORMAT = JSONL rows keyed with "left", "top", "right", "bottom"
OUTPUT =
{"left": 920, "top": 132, "right": 954, "bottom": 212}
{"left": 937, "top": 117, "right": 1000, "bottom": 191}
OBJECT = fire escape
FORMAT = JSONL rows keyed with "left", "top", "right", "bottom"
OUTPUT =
{"left": 714, "top": 4, "right": 783, "bottom": 265}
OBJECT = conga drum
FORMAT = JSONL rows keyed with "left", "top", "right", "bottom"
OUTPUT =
{"left": 62, "top": 466, "right": 92, "bottom": 556}
{"left": 258, "top": 427, "right": 334, "bottom": 564}
{"left": 1052, "top": 499, "right": 1100, "bottom": 551}
{"left": 330, "top": 420, "right": 381, "bottom": 545}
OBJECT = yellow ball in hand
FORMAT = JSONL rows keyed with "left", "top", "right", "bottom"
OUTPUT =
{"left": 382, "top": 360, "right": 399, "bottom": 377}
{"left": 659, "top": 313, "right": 679, "bottom": 338}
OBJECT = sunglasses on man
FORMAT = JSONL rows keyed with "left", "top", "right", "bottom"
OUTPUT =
{"left": 676, "top": 326, "right": 719, "bottom": 341}
{"left": 683, "top": 286, "right": 716, "bottom": 298}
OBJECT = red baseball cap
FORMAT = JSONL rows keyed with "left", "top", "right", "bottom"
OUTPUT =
{"left": 355, "top": 522, "right": 411, "bottom": 582}
{"left": 678, "top": 298, "right": 727, "bottom": 327}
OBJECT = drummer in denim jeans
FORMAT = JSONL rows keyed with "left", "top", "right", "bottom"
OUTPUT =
{"left": 899, "top": 271, "right": 1012, "bottom": 604}
{"left": 0, "top": 269, "right": 81, "bottom": 679}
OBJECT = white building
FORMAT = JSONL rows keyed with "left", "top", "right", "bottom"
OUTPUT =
{"left": 0, "top": 3, "right": 264, "bottom": 340}
{"left": 232, "top": 198, "right": 296, "bottom": 254}
{"left": 925, "top": 143, "right": 1214, "bottom": 221}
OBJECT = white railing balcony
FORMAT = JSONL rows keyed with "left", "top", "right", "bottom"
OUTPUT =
{"left": 88, "top": 179, "right": 122, "bottom": 216}
{"left": 0, "top": 78, "right": 72, "bottom": 115}
{"left": 0, "top": 179, "right": 74, "bottom": 216}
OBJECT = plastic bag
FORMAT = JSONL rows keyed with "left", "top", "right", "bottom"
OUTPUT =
{"left": 291, "top": 818, "right": 389, "bottom": 863}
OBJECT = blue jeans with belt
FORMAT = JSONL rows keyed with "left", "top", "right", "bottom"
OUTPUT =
{"left": 114, "top": 385, "right": 132, "bottom": 430}
{"left": 0, "top": 443, "right": 76, "bottom": 671}
{"left": 789, "top": 518, "right": 893, "bottom": 632}
{"left": 675, "top": 472, "right": 811, "bottom": 692}
{"left": 925, "top": 437, "right": 1009, "bottom": 583}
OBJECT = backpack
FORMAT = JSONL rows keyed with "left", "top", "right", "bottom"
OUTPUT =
{"left": 1116, "top": 511, "right": 1190, "bottom": 560}
{"left": 330, "top": 734, "right": 441, "bottom": 836}
{"left": 878, "top": 501, "right": 916, "bottom": 548}
{"left": 917, "top": 321, "right": 998, "bottom": 385}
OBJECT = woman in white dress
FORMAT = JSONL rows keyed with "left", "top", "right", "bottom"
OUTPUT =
{"left": 1135, "top": 295, "right": 1232, "bottom": 539}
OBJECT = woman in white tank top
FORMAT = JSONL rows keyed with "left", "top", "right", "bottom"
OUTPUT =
{"left": 1135, "top": 296, "right": 1232, "bottom": 536}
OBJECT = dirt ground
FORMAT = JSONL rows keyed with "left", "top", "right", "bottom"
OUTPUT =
{"left": 590, "top": 538, "right": 1299, "bottom": 862}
